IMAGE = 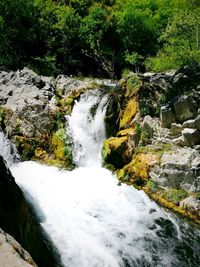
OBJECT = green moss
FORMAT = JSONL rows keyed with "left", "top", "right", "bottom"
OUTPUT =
{"left": 51, "top": 128, "right": 73, "bottom": 167}
{"left": 146, "top": 179, "right": 158, "bottom": 193}
{"left": 164, "top": 189, "right": 188, "bottom": 203}
{"left": 117, "top": 128, "right": 135, "bottom": 137}
{"left": 125, "top": 74, "right": 142, "bottom": 97}
{"left": 120, "top": 98, "right": 138, "bottom": 129}
{"left": 102, "top": 136, "right": 132, "bottom": 169}
{"left": 135, "top": 143, "right": 173, "bottom": 162}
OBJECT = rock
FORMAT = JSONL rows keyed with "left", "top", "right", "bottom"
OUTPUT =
{"left": 104, "top": 95, "right": 120, "bottom": 137}
{"left": 102, "top": 136, "right": 133, "bottom": 168}
{"left": 174, "top": 96, "right": 197, "bottom": 122}
{"left": 156, "top": 148, "right": 199, "bottom": 190}
{"left": 180, "top": 196, "right": 200, "bottom": 213}
{"left": 160, "top": 106, "right": 175, "bottom": 128}
{"left": 182, "top": 119, "right": 196, "bottom": 129}
{"left": 170, "top": 123, "right": 182, "bottom": 136}
{"left": 0, "top": 228, "right": 37, "bottom": 267}
{"left": 119, "top": 98, "right": 138, "bottom": 129}
{"left": 118, "top": 153, "right": 158, "bottom": 185}
{"left": 182, "top": 128, "right": 200, "bottom": 147}
{"left": 0, "top": 156, "right": 61, "bottom": 266}
{"left": 0, "top": 68, "right": 54, "bottom": 138}
{"left": 172, "top": 135, "right": 190, "bottom": 147}
{"left": 56, "top": 75, "right": 87, "bottom": 96}
{"left": 161, "top": 148, "right": 197, "bottom": 170}
{"left": 194, "top": 115, "right": 200, "bottom": 130}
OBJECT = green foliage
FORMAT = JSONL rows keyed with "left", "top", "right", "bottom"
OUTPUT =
{"left": 0, "top": 0, "right": 199, "bottom": 76}
{"left": 147, "top": 5, "right": 200, "bottom": 71}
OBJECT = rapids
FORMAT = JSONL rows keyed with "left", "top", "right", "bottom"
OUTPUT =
{"left": 0, "top": 89, "right": 199, "bottom": 267}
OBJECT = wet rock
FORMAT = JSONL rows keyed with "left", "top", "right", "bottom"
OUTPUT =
{"left": 0, "top": 228, "right": 37, "bottom": 267}
{"left": 182, "top": 128, "right": 200, "bottom": 147}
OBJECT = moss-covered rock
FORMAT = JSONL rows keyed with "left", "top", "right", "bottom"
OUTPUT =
{"left": 102, "top": 136, "right": 133, "bottom": 169}
{"left": 117, "top": 153, "right": 158, "bottom": 187}
{"left": 119, "top": 98, "right": 138, "bottom": 129}
{"left": 117, "top": 127, "right": 136, "bottom": 137}
{"left": 125, "top": 74, "right": 142, "bottom": 98}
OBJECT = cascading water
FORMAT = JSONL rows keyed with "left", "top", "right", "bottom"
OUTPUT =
{"left": 4, "top": 89, "right": 200, "bottom": 267}
{"left": 67, "top": 90, "right": 108, "bottom": 167}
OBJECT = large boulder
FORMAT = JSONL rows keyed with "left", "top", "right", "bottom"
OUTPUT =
{"left": 0, "top": 68, "right": 54, "bottom": 138}
{"left": 174, "top": 96, "right": 197, "bottom": 123}
{"left": 0, "top": 156, "right": 61, "bottom": 266}
{"left": 160, "top": 106, "right": 175, "bottom": 128}
{"left": 102, "top": 136, "right": 133, "bottom": 168}
{"left": 151, "top": 148, "right": 200, "bottom": 191}
{"left": 182, "top": 128, "right": 200, "bottom": 147}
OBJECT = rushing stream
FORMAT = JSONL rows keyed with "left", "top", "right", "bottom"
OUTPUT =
{"left": 1, "top": 90, "right": 200, "bottom": 267}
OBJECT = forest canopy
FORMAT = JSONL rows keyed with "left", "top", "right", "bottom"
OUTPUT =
{"left": 0, "top": 0, "right": 199, "bottom": 77}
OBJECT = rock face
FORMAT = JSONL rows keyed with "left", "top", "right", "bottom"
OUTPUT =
{"left": 0, "top": 156, "right": 61, "bottom": 267}
{"left": 151, "top": 148, "right": 200, "bottom": 192}
{"left": 102, "top": 65, "right": 200, "bottom": 222}
{"left": 0, "top": 228, "right": 37, "bottom": 267}
{"left": 0, "top": 68, "right": 54, "bottom": 138}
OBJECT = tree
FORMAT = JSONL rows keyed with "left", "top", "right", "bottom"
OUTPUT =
{"left": 146, "top": 7, "right": 200, "bottom": 71}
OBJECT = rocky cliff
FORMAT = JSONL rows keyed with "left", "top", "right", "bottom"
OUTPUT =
{"left": 0, "top": 156, "right": 61, "bottom": 266}
{"left": 102, "top": 66, "right": 200, "bottom": 223}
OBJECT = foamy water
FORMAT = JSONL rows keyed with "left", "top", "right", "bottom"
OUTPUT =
{"left": 4, "top": 90, "right": 200, "bottom": 266}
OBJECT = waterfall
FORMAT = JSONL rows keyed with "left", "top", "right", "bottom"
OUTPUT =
{"left": 67, "top": 89, "right": 107, "bottom": 167}
{"left": 8, "top": 90, "right": 200, "bottom": 267}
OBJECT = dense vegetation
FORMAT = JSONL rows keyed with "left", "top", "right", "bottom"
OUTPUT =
{"left": 0, "top": 0, "right": 199, "bottom": 77}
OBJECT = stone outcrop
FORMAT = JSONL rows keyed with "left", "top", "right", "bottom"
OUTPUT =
{"left": 0, "top": 228, "right": 37, "bottom": 267}
{"left": 102, "top": 65, "right": 200, "bottom": 223}
{"left": 0, "top": 68, "right": 54, "bottom": 138}
{"left": 0, "top": 156, "right": 61, "bottom": 266}
{"left": 0, "top": 68, "right": 117, "bottom": 169}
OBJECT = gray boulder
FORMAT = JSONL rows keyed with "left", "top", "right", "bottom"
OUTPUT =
{"left": 174, "top": 96, "right": 197, "bottom": 123}
{"left": 0, "top": 68, "right": 55, "bottom": 138}
{"left": 153, "top": 148, "right": 200, "bottom": 191}
{"left": 160, "top": 106, "right": 175, "bottom": 128}
{"left": 182, "top": 128, "right": 200, "bottom": 147}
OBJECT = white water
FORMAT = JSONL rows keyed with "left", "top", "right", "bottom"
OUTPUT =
{"left": 5, "top": 90, "right": 199, "bottom": 267}
{"left": 67, "top": 90, "right": 108, "bottom": 167}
